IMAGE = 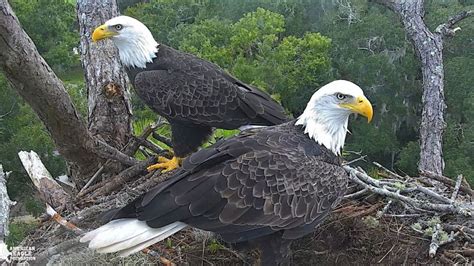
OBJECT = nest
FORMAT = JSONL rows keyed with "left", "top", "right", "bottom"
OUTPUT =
{"left": 7, "top": 140, "right": 473, "bottom": 265}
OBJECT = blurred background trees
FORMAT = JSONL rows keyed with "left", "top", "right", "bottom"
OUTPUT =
{"left": 0, "top": 0, "right": 473, "bottom": 220}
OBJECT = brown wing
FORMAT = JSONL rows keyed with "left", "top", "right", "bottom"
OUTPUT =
{"left": 112, "top": 127, "right": 347, "bottom": 242}
{"left": 132, "top": 46, "right": 288, "bottom": 129}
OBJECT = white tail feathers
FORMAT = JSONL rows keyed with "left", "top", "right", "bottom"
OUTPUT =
{"left": 80, "top": 219, "right": 187, "bottom": 257}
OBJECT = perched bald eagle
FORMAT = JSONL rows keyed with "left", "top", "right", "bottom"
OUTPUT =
{"left": 91, "top": 16, "right": 288, "bottom": 172}
{"left": 81, "top": 80, "right": 373, "bottom": 265}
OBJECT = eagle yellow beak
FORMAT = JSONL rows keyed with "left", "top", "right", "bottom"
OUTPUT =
{"left": 340, "top": 95, "right": 373, "bottom": 122}
{"left": 92, "top": 24, "right": 116, "bottom": 42}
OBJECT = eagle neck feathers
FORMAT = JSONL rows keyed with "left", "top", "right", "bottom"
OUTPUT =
{"left": 295, "top": 100, "right": 349, "bottom": 156}
{"left": 115, "top": 38, "right": 159, "bottom": 68}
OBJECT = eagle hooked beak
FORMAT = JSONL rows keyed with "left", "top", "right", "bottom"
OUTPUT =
{"left": 92, "top": 24, "right": 117, "bottom": 42}
{"left": 340, "top": 95, "right": 373, "bottom": 123}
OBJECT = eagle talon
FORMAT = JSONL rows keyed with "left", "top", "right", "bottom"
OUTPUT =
{"left": 147, "top": 156, "right": 182, "bottom": 173}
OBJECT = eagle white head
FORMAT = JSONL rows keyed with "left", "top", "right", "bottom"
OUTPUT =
{"left": 296, "top": 80, "right": 373, "bottom": 155}
{"left": 92, "top": 16, "right": 158, "bottom": 68}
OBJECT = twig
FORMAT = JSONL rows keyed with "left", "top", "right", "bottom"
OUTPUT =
{"left": 0, "top": 101, "right": 15, "bottom": 119}
{"left": 383, "top": 213, "right": 422, "bottom": 218}
{"left": 429, "top": 223, "right": 441, "bottom": 258}
{"left": 152, "top": 132, "right": 173, "bottom": 148}
{"left": 420, "top": 171, "right": 474, "bottom": 197}
{"left": 18, "top": 151, "right": 71, "bottom": 211}
{"left": 94, "top": 139, "right": 138, "bottom": 166}
{"left": 46, "top": 205, "right": 84, "bottom": 235}
{"left": 80, "top": 121, "right": 157, "bottom": 195}
{"left": 435, "top": 10, "right": 473, "bottom": 37}
{"left": 344, "top": 188, "right": 368, "bottom": 199}
{"left": 342, "top": 155, "right": 367, "bottom": 166}
{"left": 345, "top": 166, "right": 473, "bottom": 217}
{"left": 376, "top": 199, "right": 394, "bottom": 219}
{"left": 123, "top": 120, "right": 164, "bottom": 156}
{"left": 450, "top": 175, "right": 463, "bottom": 203}
{"left": 88, "top": 156, "right": 156, "bottom": 198}
{"left": 373, "top": 161, "right": 405, "bottom": 180}
{"left": 79, "top": 164, "right": 106, "bottom": 195}
{"left": 138, "top": 138, "right": 165, "bottom": 154}
{"left": 413, "top": 185, "right": 452, "bottom": 204}
{"left": 442, "top": 224, "right": 474, "bottom": 238}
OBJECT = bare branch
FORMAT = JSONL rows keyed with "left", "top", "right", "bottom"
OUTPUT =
{"left": 46, "top": 205, "right": 84, "bottom": 235}
{"left": 0, "top": 164, "right": 14, "bottom": 262}
{"left": 18, "top": 151, "right": 71, "bottom": 211}
{"left": 429, "top": 224, "right": 441, "bottom": 258}
{"left": 87, "top": 156, "right": 157, "bottom": 198}
{"left": 344, "top": 166, "right": 473, "bottom": 217}
{"left": 450, "top": 175, "right": 463, "bottom": 202}
{"left": 0, "top": 0, "right": 141, "bottom": 184}
{"left": 421, "top": 171, "right": 474, "bottom": 197}
{"left": 435, "top": 10, "right": 474, "bottom": 37}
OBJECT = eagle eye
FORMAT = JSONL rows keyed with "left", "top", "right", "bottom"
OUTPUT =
{"left": 336, "top": 93, "right": 346, "bottom": 100}
{"left": 114, "top": 24, "right": 123, "bottom": 31}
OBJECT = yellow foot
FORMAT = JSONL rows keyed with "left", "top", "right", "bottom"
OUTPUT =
{"left": 147, "top": 156, "right": 182, "bottom": 173}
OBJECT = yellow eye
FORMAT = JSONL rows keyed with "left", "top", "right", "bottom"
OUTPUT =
{"left": 114, "top": 24, "right": 123, "bottom": 31}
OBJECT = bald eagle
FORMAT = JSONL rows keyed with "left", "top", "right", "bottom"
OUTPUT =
{"left": 81, "top": 80, "right": 373, "bottom": 265}
{"left": 91, "top": 16, "right": 288, "bottom": 172}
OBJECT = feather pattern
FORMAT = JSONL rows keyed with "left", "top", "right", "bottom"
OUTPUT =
{"left": 126, "top": 44, "right": 289, "bottom": 156}
{"left": 80, "top": 219, "right": 187, "bottom": 257}
{"left": 99, "top": 120, "right": 347, "bottom": 250}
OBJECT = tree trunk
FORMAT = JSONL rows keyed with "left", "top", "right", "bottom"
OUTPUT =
{"left": 0, "top": 164, "right": 13, "bottom": 263}
{"left": 373, "top": 0, "right": 473, "bottom": 175}
{"left": 0, "top": 0, "right": 100, "bottom": 181}
{"left": 395, "top": 1, "right": 445, "bottom": 175}
{"left": 0, "top": 0, "right": 137, "bottom": 186}
{"left": 77, "top": 0, "right": 132, "bottom": 155}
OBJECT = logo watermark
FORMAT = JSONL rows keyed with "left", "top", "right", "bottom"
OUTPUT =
{"left": 0, "top": 245, "right": 36, "bottom": 263}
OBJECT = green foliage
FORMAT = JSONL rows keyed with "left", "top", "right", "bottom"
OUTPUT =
{"left": 10, "top": 0, "right": 80, "bottom": 73}
{"left": 24, "top": 196, "right": 45, "bottom": 217}
{"left": 207, "top": 239, "right": 225, "bottom": 253}
{"left": 124, "top": 0, "right": 205, "bottom": 45}
{"left": 169, "top": 8, "right": 333, "bottom": 114}
{"left": 272, "top": 33, "right": 332, "bottom": 114}
{"left": 0, "top": 75, "right": 67, "bottom": 200}
{"left": 6, "top": 220, "right": 39, "bottom": 247}
{"left": 3, "top": 0, "right": 474, "bottom": 218}
{"left": 396, "top": 141, "right": 420, "bottom": 177}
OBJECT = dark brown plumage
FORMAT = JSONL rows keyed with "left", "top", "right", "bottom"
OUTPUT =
{"left": 127, "top": 44, "right": 289, "bottom": 158}
{"left": 110, "top": 120, "right": 348, "bottom": 264}
{"left": 81, "top": 78, "right": 373, "bottom": 264}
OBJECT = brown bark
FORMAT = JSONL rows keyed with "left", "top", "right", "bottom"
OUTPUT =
{"left": 374, "top": 0, "right": 473, "bottom": 175}
{"left": 77, "top": 0, "right": 133, "bottom": 155}
{"left": 0, "top": 0, "right": 100, "bottom": 181}
{"left": 0, "top": 0, "right": 137, "bottom": 186}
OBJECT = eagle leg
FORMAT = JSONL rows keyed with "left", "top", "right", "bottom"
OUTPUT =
{"left": 147, "top": 156, "right": 182, "bottom": 173}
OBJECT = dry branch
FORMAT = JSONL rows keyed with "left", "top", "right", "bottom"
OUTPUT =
{"left": 86, "top": 156, "right": 156, "bottom": 199}
{"left": 0, "top": 1, "right": 142, "bottom": 185}
{"left": 343, "top": 163, "right": 474, "bottom": 259}
{"left": 18, "top": 151, "right": 71, "bottom": 211}
{"left": 0, "top": 164, "right": 14, "bottom": 262}
{"left": 345, "top": 166, "right": 473, "bottom": 217}
{"left": 435, "top": 10, "right": 474, "bottom": 37}
{"left": 421, "top": 171, "right": 473, "bottom": 196}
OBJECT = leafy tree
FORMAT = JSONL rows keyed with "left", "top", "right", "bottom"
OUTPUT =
{"left": 10, "top": 0, "right": 80, "bottom": 73}
{"left": 0, "top": 75, "right": 66, "bottom": 199}
{"left": 169, "top": 8, "right": 333, "bottom": 114}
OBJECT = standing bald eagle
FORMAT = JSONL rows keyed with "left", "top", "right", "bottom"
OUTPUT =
{"left": 91, "top": 16, "right": 288, "bottom": 172}
{"left": 81, "top": 80, "right": 373, "bottom": 265}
